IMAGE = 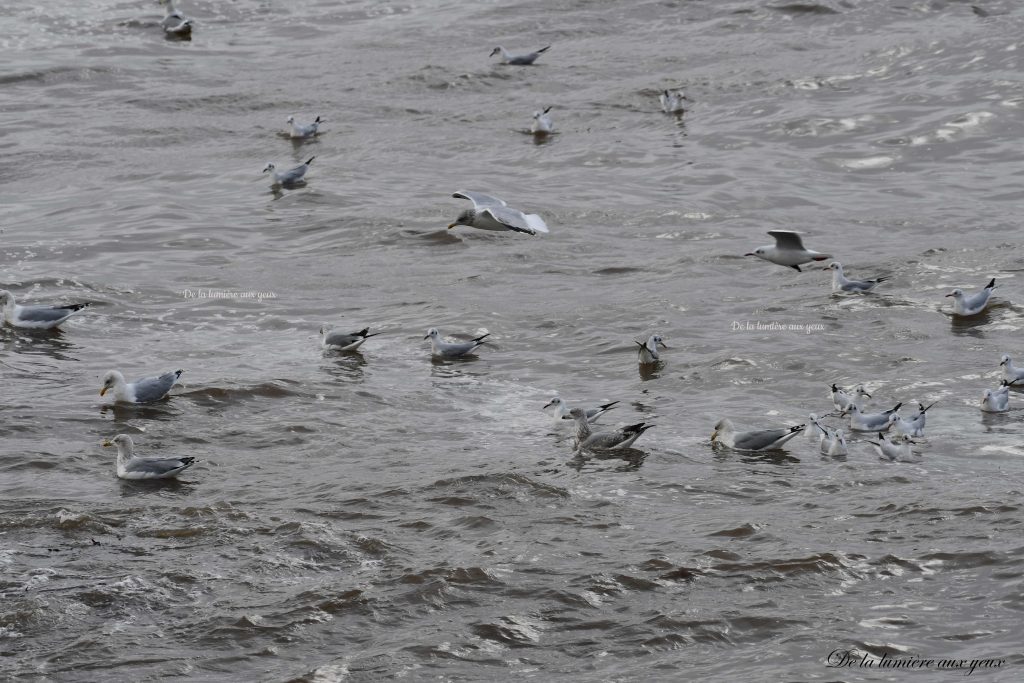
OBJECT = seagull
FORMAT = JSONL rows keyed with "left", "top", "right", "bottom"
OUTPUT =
{"left": 448, "top": 190, "right": 549, "bottom": 235}
{"left": 531, "top": 106, "right": 553, "bottom": 135}
{"left": 320, "top": 326, "right": 381, "bottom": 352}
{"left": 831, "top": 383, "right": 871, "bottom": 412}
{"left": 711, "top": 419, "right": 804, "bottom": 452}
{"left": 892, "top": 402, "right": 936, "bottom": 438}
{"left": 820, "top": 427, "right": 848, "bottom": 456}
{"left": 158, "top": 0, "right": 192, "bottom": 37}
{"left": 569, "top": 407, "right": 653, "bottom": 452}
{"left": 543, "top": 397, "right": 619, "bottom": 424}
{"left": 0, "top": 290, "right": 90, "bottom": 330}
{"left": 745, "top": 230, "right": 832, "bottom": 272}
{"left": 286, "top": 115, "right": 324, "bottom": 139}
{"left": 867, "top": 432, "right": 915, "bottom": 461}
{"left": 945, "top": 278, "right": 995, "bottom": 316}
{"left": 490, "top": 45, "right": 551, "bottom": 65}
{"left": 424, "top": 327, "right": 488, "bottom": 358}
{"left": 827, "top": 262, "right": 889, "bottom": 293}
{"left": 103, "top": 434, "right": 195, "bottom": 480}
{"left": 981, "top": 380, "right": 1020, "bottom": 412}
{"left": 999, "top": 355, "right": 1024, "bottom": 382}
{"left": 263, "top": 157, "right": 314, "bottom": 186}
{"left": 806, "top": 413, "right": 827, "bottom": 442}
{"left": 100, "top": 369, "right": 183, "bottom": 404}
{"left": 846, "top": 402, "right": 901, "bottom": 432}
{"left": 636, "top": 334, "right": 667, "bottom": 364}
{"left": 659, "top": 89, "right": 686, "bottom": 114}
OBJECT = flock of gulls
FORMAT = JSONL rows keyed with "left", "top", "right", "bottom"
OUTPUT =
{"left": 4, "top": 1, "right": 1018, "bottom": 479}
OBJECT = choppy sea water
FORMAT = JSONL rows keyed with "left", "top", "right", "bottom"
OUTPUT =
{"left": 2, "top": 0, "right": 1023, "bottom": 680}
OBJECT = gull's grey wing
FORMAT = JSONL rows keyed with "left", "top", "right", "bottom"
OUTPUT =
{"left": 278, "top": 164, "right": 309, "bottom": 184}
{"left": 131, "top": 371, "right": 180, "bottom": 403}
{"left": 480, "top": 206, "right": 535, "bottom": 234}
{"left": 325, "top": 331, "right": 360, "bottom": 346}
{"left": 124, "top": 456, "right": 194, "bottom": 475}
{"left": 18, "top": 304, "right": 86, "bottom": 323}
{"left": 733, "top": 428, "right": 793, "bottom": 451}
{"left": 453, "top": 190, "right": 507, "bottom": 209}
{"left": 966, "top": 288, "right": 993, "bottom": 310}
{"left": 580, "top": 431, "right": 626, "bottom": 449}
{"left": 767, "top": 230, "right": 806, "bottom": 251}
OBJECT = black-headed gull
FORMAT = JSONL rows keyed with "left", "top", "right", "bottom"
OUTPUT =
{"left": 448, "top": 190, "right": 549, "bottom": 236}
{"left": 490, "top": 45, "right": 550, "bottom": 65}
{"left": 745, "top": 230, "right": 832, "bottom": 272}
{"left": 945, "top": 278, "right": 995, "bottom": 316}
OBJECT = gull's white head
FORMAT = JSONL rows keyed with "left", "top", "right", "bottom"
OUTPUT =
{"left": 945, "top": 288, "right": 964, "bottom": 299}
{"left": 448, "top": 209, "right": 474, "bottom": 230}
{"left": 649, "top": 334, "right": 667, "bottom": 349}
{"left": 262, "top": 162, "right": 275, "bottom": 173}
{"left": 99, "top": 370, "right": 125, "bottom": 396}
{"left": 543, "top": 397, "right": 564, "bottom": 410}
{"left": 102, "top": 433, "right": 135, "bottom": 453}
{"left": 827, "top": 261, "right": 843, "bottom": 271}
{"left": 745, "top": 247, "right": 767, "bottom": 257}
{"left": 711, "top": 418, "right": 734, "bottom": 442}
{"left": 489, "top": 47, "right": 503, "bottom": 57}
{"left": 0, "top": 290, "right": 13, "bottom": 307}
{"left": 1000, "top": 354, "right": 1011, "bottom": 366}
{"left": 424, "top": 327, "right": 440, "bottom": 340}
{"left": 286, "top": 115, "right": 295, "bottom": 124}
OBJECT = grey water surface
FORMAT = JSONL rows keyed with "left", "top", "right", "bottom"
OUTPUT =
{"left": 2, "top": 0, "right": 1023, "bottom": 681}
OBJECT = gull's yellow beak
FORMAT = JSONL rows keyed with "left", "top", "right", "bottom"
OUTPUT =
{"left": 102, "top": 440, "right": 112, "bottom": 447}
{"left": 99, "top": 387, "right": 108, "bottom": 396}
{"left": 447, "top": 223, "right": 458, "bottom": 230}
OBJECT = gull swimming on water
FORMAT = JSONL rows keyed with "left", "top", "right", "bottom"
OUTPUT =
{"left": 424, "top": 327, "right": 488, "bottom": 358}
{"left": 660, "top": 89, "right": 686, "bottom": 114}
{"left": 711, "top": 419, "right": 804, "bottom": 452}
{"left": 845, "top": 402, "right": 901, "bottom": 432}
{"left": 286, "top": 115, "right": 324, "bottom": 139}
{"left": 569, "top": 407, "right": 653, "bottom": 452}
{"left": 490, "top": 45, "right": 550, "bottom": 65}
{"left": 636, "top": 334, "right": 667, "bottom": 364}
{"left": 892, "top": 402, "right": 935, "bottom": 438}
{"left": 448, "top": 190, "right": 549, "bottom": 235}
{"left": 981, "top": 380, "right": 1020, "bottom": 412}
{"left": 104, "top": 434, "right": 195, "bottom": 480}
{"left": 0, "top": 290, "right": 90, "bottom": 330}
{"left": 320, "top": 326, "right": 381, "bottom": 352}
{"left": 945, "top": 278, "right": 995, "bottom": 316}
{"left": 998, "top": 355, "right": 1024, "bottom": 382}
{"left": 531, "top": 106, "right": 553, "bottom": 135}
{"left": 831, "top": 383, "right": 871, "bottom": 412}
{"left": 543, "top": 397, "right": 619, "bottom": 424}
{"left": 263, "top": 157, "right": 314, "bottom": 186}
{"left": 868, "top": 432, "right": 915, "bottom": 461}
{"left": 745, "top": 230, "right": 831, "bottom": 272}
{"left": 100, "top": 369, "right": 183, "bottom": 404}
{"left": 827, "top": 262, "right": 889, "bottom": 293}
{"left": 806, "top": 413, "right": 825, "bottom": 442}
{"left": 158, "top": 0, "right": 192, "bottom": 37}
{"left": 820, "top": 427, "right": 848, "bottom": 456}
